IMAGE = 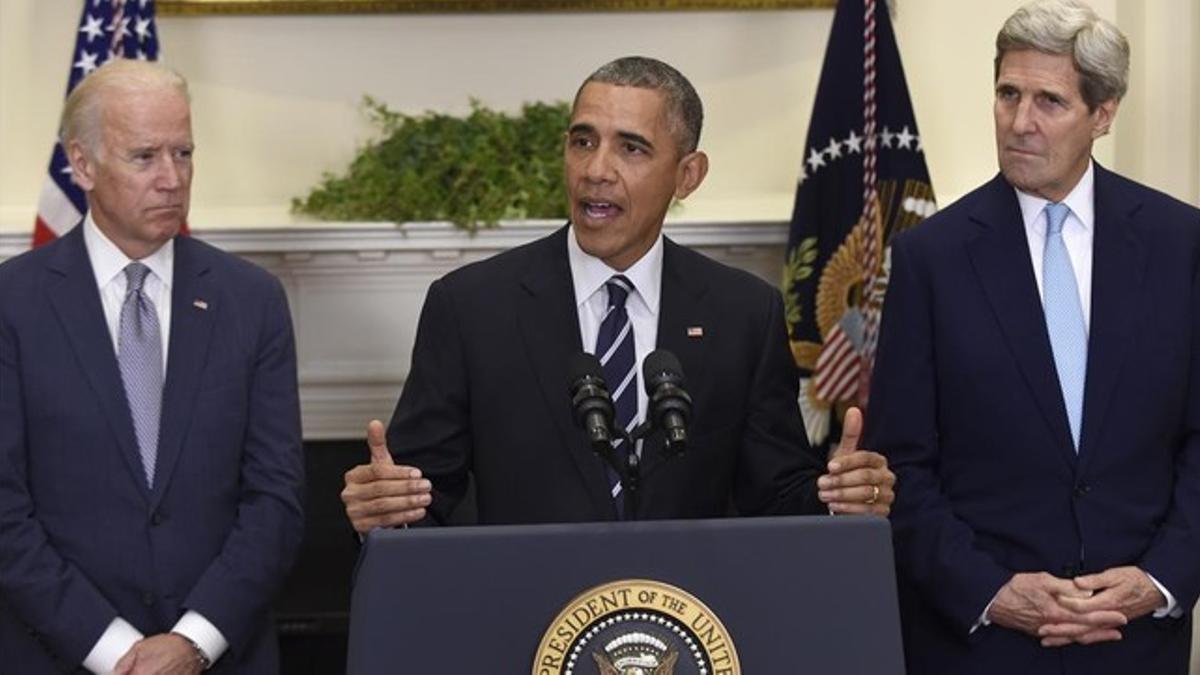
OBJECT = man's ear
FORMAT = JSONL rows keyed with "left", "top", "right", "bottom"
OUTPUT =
{"left": 65, "top": 139, "right": 97, "bottom": 192}
{"left": 1091, "top": 98, "right": 1119, "bottom": 138}
{"left": 674, "top": 151, "right": 709, "bottom": 201}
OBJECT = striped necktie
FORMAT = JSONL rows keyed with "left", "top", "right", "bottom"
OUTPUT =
{"left": 594, "top": 275, "right": 637, "bottom": 518}
{"left": 118, "top": 262, "right": 163, "bottom": 487}
{"left": 1042, "top": 202, "right": 1087, "bottom": 451}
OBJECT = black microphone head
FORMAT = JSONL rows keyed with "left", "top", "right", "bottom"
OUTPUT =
{"left": 642, "top": 349, "right": 685, "bottom": 393}
{"left": 568, "top": 352, "right": 606, "bottom": 393}
{"left": 568, "top": 352, "right": 614, "bottom": 443}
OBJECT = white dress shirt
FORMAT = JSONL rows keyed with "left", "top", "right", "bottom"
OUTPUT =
{"left": 1016, "top": 160, "right": 1095, "bottom": 325}
{"left": 567, "top": 226, "right": 663, "bottom": 454}
{"left": 974, "top": 161, "right": 1178, "bottom": 631}
{"left": 79, "top": 216, "right": 228, "bottom": 672}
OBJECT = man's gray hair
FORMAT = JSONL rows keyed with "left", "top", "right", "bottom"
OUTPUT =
{"left": 995, "top": 0, "right": 1129, "bottom": 110}
{"left": 575, "top": 56, "right": 704, "bottom": 154}
{"left": 60, "top": 59, "right": 190, "bottom": 156}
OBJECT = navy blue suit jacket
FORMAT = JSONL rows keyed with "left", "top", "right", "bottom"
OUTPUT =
{"left": 868, "top": 165, "right": 1200, "bottom": 674}
{"left": 0, "top": 227, "right": 305, "bottom": 673}
{"left": 389, "top": 225, "right": 824, "bottom": 524}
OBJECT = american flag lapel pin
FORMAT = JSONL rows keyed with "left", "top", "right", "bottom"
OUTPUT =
{"left": 686, "top": 326, "right": 704, "bottom": 338}
{"left": 193, "top": 299, "right": 209, "bottom": 311}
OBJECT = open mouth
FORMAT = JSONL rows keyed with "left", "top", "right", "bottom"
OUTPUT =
{"left": 580, "top": 200, "right": 623, "bottom": 220}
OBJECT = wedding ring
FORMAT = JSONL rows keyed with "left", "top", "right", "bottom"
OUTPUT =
{"left": 866, "top": 484, "right": 880, "bottom": 505}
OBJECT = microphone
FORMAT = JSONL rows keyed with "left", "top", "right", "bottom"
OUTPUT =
{"left": 642, "top": 349, "right": 692, "bottom": 452}
{"left": 568, "top": 352, "right": 615, "bottom": 447}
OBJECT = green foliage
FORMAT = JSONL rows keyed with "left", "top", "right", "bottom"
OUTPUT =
{"left": 293, "top": 96, "right": 571, "bottom": 232}
{"left": 782, "top": 236, "right": 819, "bottom": 330}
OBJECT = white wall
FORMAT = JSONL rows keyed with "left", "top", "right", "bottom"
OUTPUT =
{"left": 5, "top": 0, "right": 1193, "bottom": 235}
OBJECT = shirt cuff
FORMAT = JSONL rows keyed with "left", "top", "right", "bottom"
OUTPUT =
{"left": 83, "top": 617, "right": 144, "bottom": 674}
{"left": 1145, "top": 572, "right": 1183, "bottom": 618}
{"left": 172, "top": 611, "right": 229, "bottom": 666}
{"left": 970, "top": 593, "right": 999, "bottom": 634}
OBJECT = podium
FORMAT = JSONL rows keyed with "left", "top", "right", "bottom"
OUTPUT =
{"left": 347, "top": 515, "right": 904, "bottom": 674}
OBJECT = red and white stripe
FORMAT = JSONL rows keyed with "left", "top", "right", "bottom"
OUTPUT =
{"left": 33, "top": 175, "right": 82, "bottom": 247}
{"left": 813, "top": 325, "right": 861, "bottom": 403}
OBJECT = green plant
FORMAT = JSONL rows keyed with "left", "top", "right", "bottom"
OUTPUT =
{"left": 293, "top": 96, "right": 570, "bottom": 232}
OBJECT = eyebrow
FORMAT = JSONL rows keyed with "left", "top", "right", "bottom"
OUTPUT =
{"left": 566, "top": 123, "right": 655, "bottom": 150}
{"left": 618, "top": 131, "right": 654, "bottom": 150}
{"left": 996, "top": 81, "right": 1066, "bottom": 99}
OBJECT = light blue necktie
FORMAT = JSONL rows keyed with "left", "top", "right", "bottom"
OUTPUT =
{"left": 595, "top": 275, "right": 637, "bottom": 518}
{"left": 118, "top": 262, "right": 163, "bottom": 487}
{"left": 1042, "top": 203, "right": 1087, "bottom": 451}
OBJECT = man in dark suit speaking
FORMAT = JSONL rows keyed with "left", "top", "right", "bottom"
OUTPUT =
{"left": 867, "top": 1, "right": 1200, "bottom": 672}
{"left": 342, "top": 56, "right": 894, "bottom": 530}
{"left": 0, "top": 60, "right": 305, "bottom": 673}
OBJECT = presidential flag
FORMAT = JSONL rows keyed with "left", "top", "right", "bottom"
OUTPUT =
{"left": 33, "top": 0, "right": 165, "bottom": 247}
{"left": 782, "top": 0, "right": 935, "bottom": 444}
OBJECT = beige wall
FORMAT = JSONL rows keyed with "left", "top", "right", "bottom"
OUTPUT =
{"left": 4, "top": 0, "right": 1195, "bottom": 235}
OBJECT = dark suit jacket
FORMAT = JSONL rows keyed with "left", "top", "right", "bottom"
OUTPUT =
{"left": 867, "top": 165, "right": 1200, "bottom": 674}
{"left": 388, "top": 225, "right": 824, "bottom": 524}
{"left": 0, "top": 227, "right": 305, "bottom": 673}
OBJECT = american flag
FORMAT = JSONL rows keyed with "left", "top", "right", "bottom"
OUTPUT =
{"left": 33, "top": 0, "right": 165, "bottom": 247}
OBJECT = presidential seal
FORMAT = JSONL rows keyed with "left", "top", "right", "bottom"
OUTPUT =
{"left": 533, "top": 579, "right": 740, "bottom": 675}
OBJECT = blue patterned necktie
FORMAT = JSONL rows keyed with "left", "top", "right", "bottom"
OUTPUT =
{"left": 594, "top": 275, "right": 637, "bottom": 518}
{"left": 1042, "top": 202, "right": 1087, "bottom": 451}
{"left": 118, "top": 262, "right": 163, "bottom": 487}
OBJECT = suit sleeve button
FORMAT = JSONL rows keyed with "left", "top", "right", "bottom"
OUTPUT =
{"left": 141, "top": 592, "right": 155, "bottom": 606}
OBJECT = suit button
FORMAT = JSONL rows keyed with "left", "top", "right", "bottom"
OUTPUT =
{"left": 151, "top": 512, "right": 163, "bottom": 526}
{"left": 141, "top": 592, "right": 155, "bottom": 607}
{"left": 1062, "top": 563, "right": 1080, "bottom": 577}
{"left": 1073, "top": 483, "right": 1090, "bottom": 498}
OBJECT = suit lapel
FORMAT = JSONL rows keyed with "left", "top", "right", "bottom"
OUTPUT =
{"left": 966, "top": 175, "right": 1078, "bottom": 471}
{"left": 647, "top": 238, "right": 710, "bottom": 468}
{"left": 1077, "top": 166, "right": 1146, "bottom": 468}
{"left": 516, "top": 226, "right": 614, "bottom": 517}
{"left": 45, "top": 227, "right": 150, "bottom": 500}
{"left": 151, "top": 238, "right": 217, "bottom": 507}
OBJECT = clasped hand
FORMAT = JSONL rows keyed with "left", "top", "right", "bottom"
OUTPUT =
{"left": 988, "top": 567, "right": 1165, "bottom": 647}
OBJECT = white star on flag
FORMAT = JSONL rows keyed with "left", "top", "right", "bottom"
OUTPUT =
{"left": 825, "top": 137, "right": 843, "bottom": 160}
{"left": 895, "top": 125, "right": 915, "bottom": 149}
{"left": 844, "top": 130, "right": 863, "bottom": 154}
{"left": 108, "top": 16, "right": 131, "bottom": 39}
{"left": 879, "top": 126, "right": 895, "bottom": 148}
{"left": 135, "top": 18, "right": 153, "bottom": 42}
{"left": 74, "top": 50, "right": 99, "bottom": 75}
{"left": 807, "top": 147, "right": 827, "bottom": 172}
{"left": 80, "top": 15, "right": 104, "bottom": 42}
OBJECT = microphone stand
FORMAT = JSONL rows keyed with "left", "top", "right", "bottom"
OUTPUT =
{"left": 624, "top": 448, "right": 640, "bottom": 522}
{"left": 589, "top": 422, "right": 685, "bottom": 522}
{"left": 617, "top": 421, "right": 655, "bottom": 520}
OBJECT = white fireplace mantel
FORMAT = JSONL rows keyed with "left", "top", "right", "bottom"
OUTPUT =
{"left": 0, "top": 220, "right": 790, "bottom": 439}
